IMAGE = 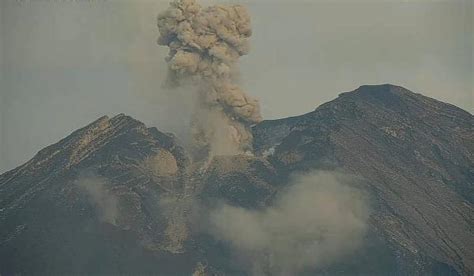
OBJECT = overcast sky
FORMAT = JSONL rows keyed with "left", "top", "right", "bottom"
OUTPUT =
{"left": 0, "top": 0, "right": 472, "bottom": 173}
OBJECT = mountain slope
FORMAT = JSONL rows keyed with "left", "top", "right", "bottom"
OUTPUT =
{"left": 0, "top": 84, "right": 473, "bottom": 275}
{"left": 0, "top": 114, "right": 196, "bottom": 274}
{"left": 253, "top": 84, "right": 474, "bottom": 275}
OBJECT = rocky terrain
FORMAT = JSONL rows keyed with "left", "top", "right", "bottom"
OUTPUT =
{"left": 0, "top": 84, "right": 472, "bottom": 275}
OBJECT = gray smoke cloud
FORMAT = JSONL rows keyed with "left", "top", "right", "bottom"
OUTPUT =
{"left": 157, "top": 0, "right": 262, "bottom": 158}
{"left": 76, "top": 175, "right": 119, "bottom": 225}
{"left": 208, "top": 171, "right": 370, "bottom": 275}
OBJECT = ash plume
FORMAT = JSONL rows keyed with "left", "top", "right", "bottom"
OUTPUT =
{"left": 157, "top": 0, "right": 262, "bottom": 158}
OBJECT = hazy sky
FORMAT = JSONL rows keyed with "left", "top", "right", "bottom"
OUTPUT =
{"left": 0, "top": 0, "right": 472, "bottom": 173}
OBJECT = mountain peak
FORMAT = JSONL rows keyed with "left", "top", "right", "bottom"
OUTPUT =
{"left": 346, "top": 83, "right": 404, "bottom": 94}
{"left": 1, "top": 85, "right": 473, "bottom": 275}
{"left": 336, "top": 84, "right": 471, "bottom": 117}
{"left": 355, "top": 83, "right": 405, "bottom": 92}
{"left": 336, "top": 84, "right": 421, "bottom": 110}
{"left": 22, "top": 114, "right": 148, "bottom": 173}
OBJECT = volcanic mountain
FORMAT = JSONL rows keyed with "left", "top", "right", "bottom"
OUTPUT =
{"left": 0, "top": 84, "right": 473, "bottom": 275}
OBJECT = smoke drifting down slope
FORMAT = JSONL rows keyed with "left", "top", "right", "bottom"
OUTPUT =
{"left": 209, "top": 171, "right": 370, "bottom": 275}
{"left": 157, "top": 0, "right": 262, "bottom": 158}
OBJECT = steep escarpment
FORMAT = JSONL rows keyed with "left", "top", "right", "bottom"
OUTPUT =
{"left": 0, "top": 84, "right": 472, "bottom": 275}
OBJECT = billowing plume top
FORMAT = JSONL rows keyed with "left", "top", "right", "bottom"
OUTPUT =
{"left": 157, "top": 0, "right": 252, "bottom": 64}
{"left": 157, "top": 0, "right": 261, "bottom": 156}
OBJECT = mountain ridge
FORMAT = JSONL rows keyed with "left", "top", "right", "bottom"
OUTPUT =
{"left": 0, "top": 84, "right": 473, "bottom": 275}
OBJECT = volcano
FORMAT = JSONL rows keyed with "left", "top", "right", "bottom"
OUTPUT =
{"left": 0, "top": 84, "right": 473, "bottom": 275}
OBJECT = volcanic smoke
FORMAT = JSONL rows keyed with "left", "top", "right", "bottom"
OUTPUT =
{"left": 157, "top": 0, "right": 262, "bottom": 158}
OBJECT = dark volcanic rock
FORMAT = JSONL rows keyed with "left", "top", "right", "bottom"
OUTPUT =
{"left": 0, "top": 114, "right": 197, "bottom": 274}
{"left": 201, "top": 155, "right": 279, "bottom": 208}
{"left": 253, "top": 84, "right": 474, "bottom": 275}
{"left": 0, "top": 84, "right": 473, "bottom": 275}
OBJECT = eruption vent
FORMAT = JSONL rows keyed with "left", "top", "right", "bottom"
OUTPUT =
{"left": 157, "top": 0, "right": 262, "bottom": 158}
